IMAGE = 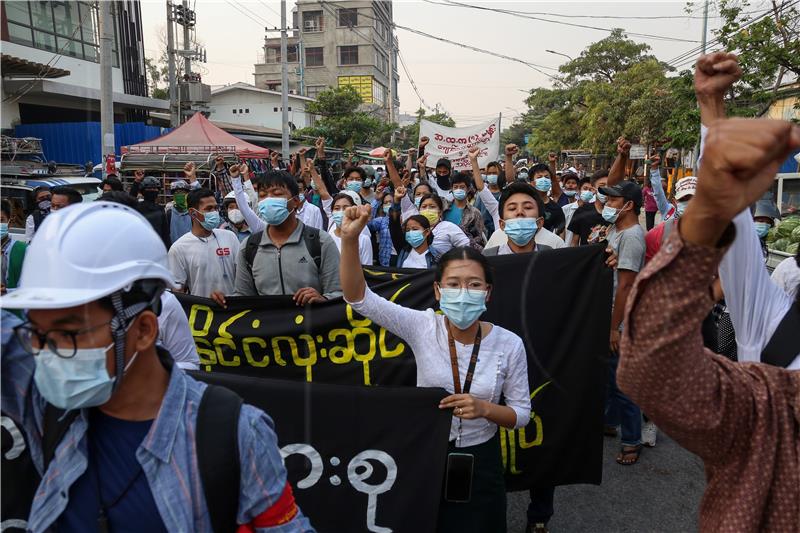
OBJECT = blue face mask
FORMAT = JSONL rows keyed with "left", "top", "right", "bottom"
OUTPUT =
{"left": 364, "top": 178, "right": 373, "bottom": 188}
{"left": 331, "top": 211, "right": 344, "bottom": 227}
{"left": 580, "top": 190, "right": 595, "bottom": 203}
{"left": 517, "top": 172, "right": 529, "bottom": 181}
{"left": 596, "top": 192, "right": 608, "bottom": 204}
{"left": 33, "top": 341, "right": 138, "bottom": 410}
{"left": 438, "top": 288, "right": 488, "bottom": 330}
{"left": 452, "top": 189, "right": 467, "bottom": 201}
{"left": 675, "top": 201, "right": 689, "bottom": 218}
{"left": 346, "top": 180, "right": 363, "bottom": 192}
{"left": 198, "top": 210, "right": 221, "bottom": 231}
{"left": 258, "top": 197, "right": 291, "bottom": 225}
{"left": 405, "top": 229, "right": 425, "bottom": 248}
{"left": 564, "top": 189, "right": 577, "bottom": 197}
{"left": 485, "top": 174, "right": 498, "bottom": 185}
{"left": 602, "top": 205, "right": 619, "bottom": 223}
{"left": 504, "top": 218, "right": 538, "bottom": 246}
{"left": 414, "top": 196, "right": 423, "bottom": 208}
{"left": 0, "top": 222, "right": 8, "bottom": 239}
{"left": 310, "top": 180, "right": 318, "bottom": 191}
{"left": 754, "top": 221, "right": 771, "bottom": 238}
{"left": 534, "top": 177, "right": 552, "bottom": 192}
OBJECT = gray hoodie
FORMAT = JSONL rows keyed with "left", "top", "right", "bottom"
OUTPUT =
{"left": 234, "top": 220, "right": 342, "bottom": 299}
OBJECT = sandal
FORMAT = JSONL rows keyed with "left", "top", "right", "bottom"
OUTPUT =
{"left": 616, "top": 444, "right": 642, "bottom": 465}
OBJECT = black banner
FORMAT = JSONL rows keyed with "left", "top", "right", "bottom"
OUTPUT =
{"left": 179, "top": 245, "right": 612, "bottom": 489}
{"left": 189, "top": 372, "right": 452, "bottom": 533}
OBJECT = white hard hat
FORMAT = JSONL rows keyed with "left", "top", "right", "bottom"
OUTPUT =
{"left": 2, "top": 202, "right": 177, "bottom": 310}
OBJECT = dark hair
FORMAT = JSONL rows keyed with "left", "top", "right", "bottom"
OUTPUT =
{"left": 450, "top": 172, "right": 472, "bottom": 188}
{"left": 33, "top": 186, "right": 51, "bottom": 198}
{"left": 561, "top": 172, "right": 579, "bottom": 186}
{"left": 418, "top": 193, "right": 444, "bottom": 211}
{"left": 529, "top": 163, "right": 553, "bottom": 179}
{"left": 332, "top": 192, "right": 356, "bottom": 207}
{"left": 97, "top": 191, "right": 138, "bottom": 208}
{"left": 51, "top": 186, "right": 82, "bottom": 205}
{"left": 345, "top": 167, "right": 367, "bottom": 182}
{"left": 579, "top": 177, "right": 592, "bottom": 188}
{"left": 498, "top": 182, "right": 546, "bottom": 219}
{"left": 413, "top": 182, "right": 433, "bottom": 196}
{"left": 262, "top": 170, "right": 299, "bottom": 197}
{"left": 403, "top": 214, "right": 434, "bottom": 247}
{"left": 101, "top": 176, "right": 124, "bottom": 191}
{"left": 485, "top": 161, "right": 506, "bottom": 188}
{"left": 590, "top": 169, "right": 609, "bottom": 184}
{"left": 188, "top": 187, "right": 216, "bottom": 209}
{"left": 1, "top": 199, "right": 11, "bottom": 218}
{"left": 435, "top": 246, "right": 494, "bottom": 285}
{"left": 377, "top": 191, "right": 393, "bottom": 217}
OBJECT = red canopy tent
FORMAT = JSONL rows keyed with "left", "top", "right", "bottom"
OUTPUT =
{"left": 123, "top": 112, "right": 269, "bottom": 158}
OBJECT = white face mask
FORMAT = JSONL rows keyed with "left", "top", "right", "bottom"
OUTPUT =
{"left": 228, "top": 209, "right": 245, "bottom": 225}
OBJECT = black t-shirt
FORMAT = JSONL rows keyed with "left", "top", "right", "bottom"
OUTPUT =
{"left": 542, "top": 200, "right": 566, "bottom": 232}
{"left": 568, "top": 204, "right": 610, "bottom": 245}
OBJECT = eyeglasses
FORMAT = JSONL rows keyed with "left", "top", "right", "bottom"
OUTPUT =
{"left": 436, "top": 281, "right": 489, "bottom": 298}
{"left": 13, "top": 320, "right": 113, "bottom": 359}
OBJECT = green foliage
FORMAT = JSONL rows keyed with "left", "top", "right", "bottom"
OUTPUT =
{"left": 295, "top": 86, "right": 396, "bottom": 148}
{"left": 398, "top": 107, "right": 456, "bottom": 148}
{"left": 559, "top": 28, "right": 656, "bottom": 83}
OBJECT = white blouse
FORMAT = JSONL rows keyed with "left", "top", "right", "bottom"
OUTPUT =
{"left": 348, "top": 287, "right": 531, "bottom": 447}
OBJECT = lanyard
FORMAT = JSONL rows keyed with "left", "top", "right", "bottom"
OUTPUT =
{"left": 446, "top": 318, "right": 482, "bottom": 395}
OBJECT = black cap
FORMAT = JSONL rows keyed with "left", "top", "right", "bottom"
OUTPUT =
{"left": 599, "top": 181, "right": 642, "bottom": 211}
{"left": 436, "top": 158, "right": 451, "bottom": 170}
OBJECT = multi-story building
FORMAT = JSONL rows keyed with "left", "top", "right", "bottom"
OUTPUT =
{"left": 253, "top": 0, "right": 399, "bottom": 123}
{"left": 1, "top": 0, "right": 167, "bottom": 131}
{"left": 209, "top": 82, "right": 315, "bottom": 131}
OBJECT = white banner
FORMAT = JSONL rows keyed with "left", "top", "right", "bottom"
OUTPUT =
{"left": 419, "top": 117, "right": 501, "bottom": 171}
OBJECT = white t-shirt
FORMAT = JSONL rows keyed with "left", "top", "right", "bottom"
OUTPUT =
{"left": 771, "top": 256, "right": 800, "bottom": 301}
{"left": 168, "top": 228, "right": 240, "bottom": 297}
{"left": 402, "top": 248, "right": 429, "bottom": 268}
{"left": 158, "top": 291, "right": 200, "bottom": 370}
{"left": 297, "top": 201, "right": 323, "bottom": 230}
{"left": 328, "top": 229, "right": 373, "bottom": 265}
{"left": 485, "top": 227, "right": 566, "bottom": 250}
{"left": 562, "top": 202, "right": 581, "bottom": 246}
{"left": 432, "top": 220, "right": 470, "bottom": 252}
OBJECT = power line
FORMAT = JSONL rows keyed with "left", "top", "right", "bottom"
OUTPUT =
{"left": 226, "top": 0, "right": 272, "bottom": 27}
{"left": 427, "top": 0, "right": 701, "bottom": 43}
{"left": 397, "top": 48, "right": 432, "bottom": 111}
{"left": 257, "top": 0, "right": 282, "bottom": 21}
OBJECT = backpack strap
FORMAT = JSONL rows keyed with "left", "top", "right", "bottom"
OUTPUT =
{"left": 244, "top": 230, "right": 264, "bottom": 271}
{"left": 197, "top": 384, "right": 243, "bottom": 533}
{"left": 32, "top": 210, "right": 45, "bottom": 231}
{"left": 302, "top": 226, "right": 322, "bottom": 271}
{"left": 761, "top": 301, "right": 800, "bottom": 368}
{"left": 42, "top": 404, "right": 80, "bottom": 470}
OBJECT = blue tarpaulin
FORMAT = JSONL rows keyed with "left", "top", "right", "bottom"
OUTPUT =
{"left": 14, "top": 122, "right": 170, "bottom": 166}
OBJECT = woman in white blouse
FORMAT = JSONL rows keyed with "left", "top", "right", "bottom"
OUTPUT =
{"left": 339, "top": 203, "right": 531, "bottom": 533}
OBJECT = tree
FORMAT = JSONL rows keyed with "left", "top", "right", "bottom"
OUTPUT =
{"left": 144, "top": 57, "right": 168, "bottom": 100}
{"left": 559, "top": 28, "right": 656, "bottom": 83}
{"left": 398, "top": 107, "right": 456, "bottom": 148}
{"left": 295, "top": 86, "right": 396, "bottom": 148}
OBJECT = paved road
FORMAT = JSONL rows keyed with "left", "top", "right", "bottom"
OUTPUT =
{"left": 506, "top": 430, "right": 706, "bottom": 532}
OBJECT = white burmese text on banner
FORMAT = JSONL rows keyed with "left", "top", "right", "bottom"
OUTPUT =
{"left": 419, "top": 117, "right": 501, "bottom": 171}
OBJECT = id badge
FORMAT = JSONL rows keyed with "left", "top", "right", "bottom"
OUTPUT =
{"left": 444, "top": 452, "right": 474, "bottom": 503}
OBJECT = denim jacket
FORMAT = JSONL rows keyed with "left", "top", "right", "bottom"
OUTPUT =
{"left": 1, "top": 311, "right": 314, "bottom": 533}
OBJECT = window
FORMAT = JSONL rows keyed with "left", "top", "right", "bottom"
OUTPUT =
{"left": 274, "top": 107, "right": 279, "bottom": 112}
{"left": 306, "top": 47, "right": 324, "bottom": 67}
{"left": 233, "top": 109, "right": 237, "bottom": 114}
{"left": 288, "top": 107, "right": 292, "bottom": 111}
{"left": 4, "top": 1, "right": 116, "bottom": 65}
{"left": 245, "top": 109, "right": 249, "bottom": 113}
{"left": 264, "top": 45, "right": 298, "bottom": 64}
{"left": 373, "top": 81, "right": 386, "bottom": 106}
{"left": 302, "top": 11, "right": 323, "bottom": 32}
{"left": 375, "top": 50, "right": 388, "bottom": 75}
{"left": 239, "top": 109, "right": 243, "bottom": 113}
{"left": 338, "top": 8, "right": 357, "bottom": 27}
{"left": 339, "top": 45, "right": 359, "bottom": 65}
{"left": 306, "top": 85, "right": 325, "bottom": 99}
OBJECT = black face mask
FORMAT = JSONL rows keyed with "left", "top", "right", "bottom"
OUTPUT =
{"left": 142, "top": 190, "right": 159, "bottom": 203}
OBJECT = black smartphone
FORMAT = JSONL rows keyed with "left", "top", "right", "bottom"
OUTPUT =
{"left": 444, "top": 453, "right": 474, "bottom": 503}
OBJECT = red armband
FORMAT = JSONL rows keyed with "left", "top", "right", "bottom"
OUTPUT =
{"left": 237, "top": 482, "right": 298, "bottom": 533}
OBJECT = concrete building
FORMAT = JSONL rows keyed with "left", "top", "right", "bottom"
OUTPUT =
{"left": 1, "top": 0, "right": 167, "bottom": 131}
{"left": 209, "top": 82, "right": 315, "bottom": 131}
{"left": 253, "top": 0, "right": 399, "bottom": 122}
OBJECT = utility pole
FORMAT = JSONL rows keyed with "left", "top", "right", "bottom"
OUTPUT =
{"left": 280, "top": 0, "right": 290, "bottom": 159}
{"left": 182, "top": 0, "right": 192, "bottom": 78}
{"left": 692, "top": 0, "right": 710, "bottom": 172}
{"left": 387, "top": 36, "right": 395, "bottom": 127}
{"left": 99, "top": 0, "right": 114, "bottom": 175}
{"left": 167, "top": 1, "right": 178, "bottom": 127}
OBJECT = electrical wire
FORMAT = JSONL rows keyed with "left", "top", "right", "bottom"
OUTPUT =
{"left": 257, "top": 0, "right": 282, "bottom": 21}
{"left": 426, "top": 0, "right": 702, "bottom": 43}
{"left": 226, "top": 0, "right": 272, "bottom": 27}
{"left": 397, "top": 47, "right": 432, "bottom": 111}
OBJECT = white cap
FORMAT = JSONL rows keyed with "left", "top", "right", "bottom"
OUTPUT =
{"left": 339, "top": 190, "right": 362, "bottom": 205}
{"left": 675, "top": 176, "right": 697, "bottom": 200}
{"left": 2, "top": 202, "right": 177, "bottom": 310}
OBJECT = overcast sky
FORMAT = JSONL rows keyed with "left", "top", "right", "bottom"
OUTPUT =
{"left": 139, "top": 0, "right": 759, "bottom": 127}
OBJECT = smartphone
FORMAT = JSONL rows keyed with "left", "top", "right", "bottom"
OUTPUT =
{"left": 444, "top": 453, "right": 474, "bottom": 503}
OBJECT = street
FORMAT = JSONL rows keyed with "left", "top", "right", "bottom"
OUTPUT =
{"left": 507, "top": 432, "right": 706, "bottom": 532}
